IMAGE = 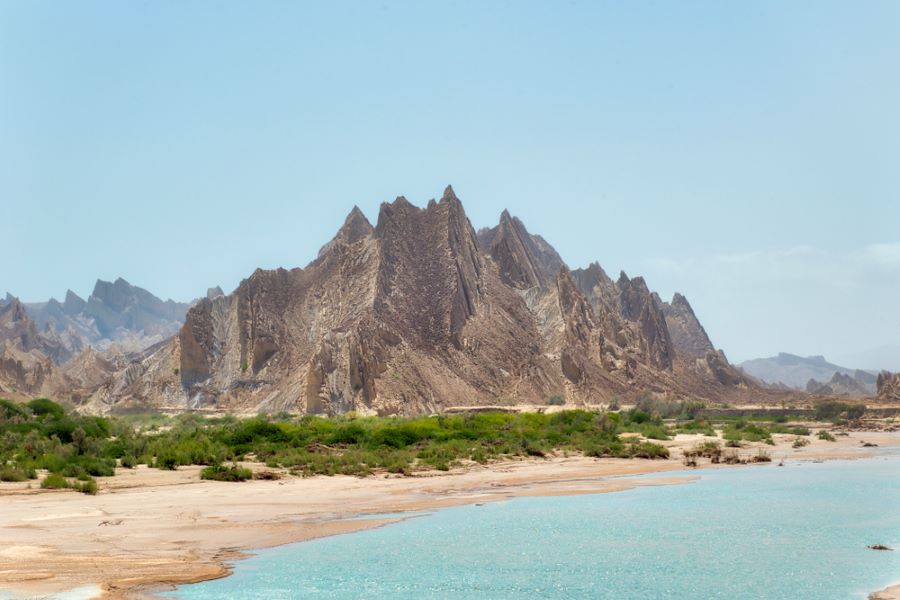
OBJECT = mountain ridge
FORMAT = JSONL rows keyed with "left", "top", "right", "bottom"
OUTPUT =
{"left": 83, "top": 187, "right": 758, "bottom": 415}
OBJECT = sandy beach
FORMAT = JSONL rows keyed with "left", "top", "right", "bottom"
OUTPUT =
{"left": 1, "top": 429, "right": 898, "bottom": 599}
{"left": 871, "top": 584, "right": 900, "bottom": 600}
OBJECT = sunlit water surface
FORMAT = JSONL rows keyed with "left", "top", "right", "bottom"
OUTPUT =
{"left": 166, "top": 453, "right": 900, "bottom": 599}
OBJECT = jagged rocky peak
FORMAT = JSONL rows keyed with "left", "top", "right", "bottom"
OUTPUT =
{"left": 616, "top": 272, "right": 674, "bottom": 370}
{"left": 373, "top": 186, "right": 484, "bottom": 350}
{"left": 0, "top": 297, "right": 40, "bottom": 351}
{"left": 63, "top": 289, "right": 87, "bottom": 313}
{"left": 206, "top": 286, "right": 225, "bottom": 300}
{"left": 572, "top": 261, "right": 613, "bottom": 290}
{"left": 319, "top": 206, "right": 375, "bottom": 258}
{"left": 658, "top": 292, "right": 715, "bottom": 360}
{"left": 477, "top": 209, "right": 565, "bottom": 290}
{"left": 21, "top": 278, "right": 192, "bottom": 358}
{"left": 340, "top": 205, "right": 374, "bottom": 243}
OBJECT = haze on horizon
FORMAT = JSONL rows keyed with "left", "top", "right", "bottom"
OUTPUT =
{"left": 2, "top": 1, "right": 898, "bottom": 368}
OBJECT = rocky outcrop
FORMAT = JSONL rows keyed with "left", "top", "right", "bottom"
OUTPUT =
{"left": 87, "top": 187, "right": 755, "bottom": 414}
{"left": 807, "top": 371, "right": 871, "bottom": 397}
{"left": 0, "top": 343, "right": 52, "bottom": 398}
{"left": 877, "top": 372, "right": 900, "bottom": 402}
{"left": 0, "top": 298, "right": 41, "bottom": 352}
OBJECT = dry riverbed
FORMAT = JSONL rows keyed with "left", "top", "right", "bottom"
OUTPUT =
{"left": 1, "top": 429, "right": 898, "bottom": 599}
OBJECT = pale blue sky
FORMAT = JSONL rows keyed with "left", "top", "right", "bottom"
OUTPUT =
{"left": 2, "top": 1, "right": 898, "bottom": 365}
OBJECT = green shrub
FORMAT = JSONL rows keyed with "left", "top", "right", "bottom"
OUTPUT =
{"left": 200, "top": 464, "right": 253, "bottom": 482}
{"left": 817, "top": 430, "right": 836, "bottom": 442}
{"left": 0, "top": 466, "right": 27, "bottom": 482}
{"left": 27, "top": 398, "right": 66, "bottom": 420}
{"left": 41, "top": 473, "right": 69, "bottom": 489}
{"left": 73, "top": 477, "right": 98, "bottom": 495}
{"left": 547, "top": 395, "right": 566, "bottom": 406}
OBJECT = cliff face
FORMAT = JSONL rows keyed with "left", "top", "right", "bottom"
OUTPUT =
{"left": 87, "top": 187, "right": 754, "bottom": 414}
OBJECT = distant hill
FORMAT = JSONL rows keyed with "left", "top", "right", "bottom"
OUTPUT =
{"left": 22, "top": 278, "right": 191, "bottom": 357}
{"left": 739, "top": 353, "right": 876, "bottom": 395}
{"left": 0, "top": 279, "right": 194, "bottom": 400}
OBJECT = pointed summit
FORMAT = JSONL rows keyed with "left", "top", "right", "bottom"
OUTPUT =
{"left": 340, "top": 205, "right": 373, "bottom": 243}
{"left": 441, "top": 185, "right": 458, "bottom": 202}
{"left": 659, "top": 292, "right": 715, "bottom": 360}
{"left": 63, "top": 290, "right": 87, "bottom": 314}
{"left": 318, "top": 206, "right": 374, "bottom": 257}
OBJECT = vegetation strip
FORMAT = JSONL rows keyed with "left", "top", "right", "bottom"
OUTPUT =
{"left": 0, "top": 397, "right": 865, "bottom": 489}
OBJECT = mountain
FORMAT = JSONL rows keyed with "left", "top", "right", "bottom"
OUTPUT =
{"left": 739, "top": 353, "right": 876, "bottom": 395}
{"left": 0, "top": 279, "right": 193, "bottom": 400}
{"left": 22, "top": 278, "right": 191, "bottom": 357}
{"left": 85, "top": 187, "right": 757, "bottom": 415}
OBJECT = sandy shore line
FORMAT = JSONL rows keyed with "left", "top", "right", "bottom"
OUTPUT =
{"left": 1, "top": 429, "right": 897, "bottom": 599}
{"left": 871, "top": 583, "right": 900, "bottom": 600}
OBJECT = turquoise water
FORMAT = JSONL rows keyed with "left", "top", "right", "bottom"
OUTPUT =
{"left": 167, "top": 455, "right": 900, "bottom": 599}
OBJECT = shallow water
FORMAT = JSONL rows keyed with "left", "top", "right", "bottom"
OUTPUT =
{"left": 166, "top": 454, "right": 900, "bottom": 599}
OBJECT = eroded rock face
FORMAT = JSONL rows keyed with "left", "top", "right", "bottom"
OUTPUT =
{"left": 616, "top": 273, "right": 674, "bottom": 371}
{"left": 93, "top": 187, "right": 752, "bottom": 414}
{"left": 478, "top": 210, "right": 564, "bottom": 289}
{"left": 0, "top": 299, "right": 41, "bottom": 352}
{"left": 0, "top": 344, "right": 51, "bottom": 397}
{"left": 703, "top": 350, "right": 751, "bottom": 387}
{"left": 657, "top": 293, "right": 715, "bottom": 360}
{"left": 877, "top": 372, "right": 900, "bottom": 402}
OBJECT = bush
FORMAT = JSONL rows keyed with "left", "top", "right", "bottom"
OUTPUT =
{"left": 0, "top": 466, "right": 27, "bottom": 482}
{"left": 73, "top": 477, "right": 98, "bottom": 495}
{"left": 623, "top": 441, "right": 669, "bottom": 459}
{"left": 27, "top": 398, "right": 66, "bottom": 420}
{"left": 792, "top": 437, "right": 810, "bottom": 448}
{"left": 817, "top": 430, "right": 836, "bottom": 442}
{"left": 547, "top": 395, "right": 566, "bottom": 406}
{"left": 41, "top": 473, "right": 69, "bottom": 489}
{"left": 200, "top": 464, "right": 253, "bottom": 482}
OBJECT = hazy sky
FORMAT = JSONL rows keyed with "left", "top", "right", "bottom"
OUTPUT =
{"left": 2, "top": 1, "right": 898, "bottom": 366}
